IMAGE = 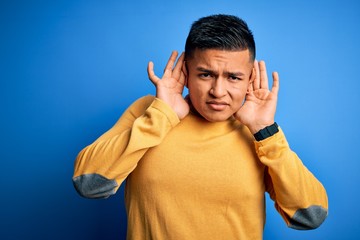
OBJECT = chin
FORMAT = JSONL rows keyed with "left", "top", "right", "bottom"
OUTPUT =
{"left": 201, "top": 113, "right": 233, "bottom": 122}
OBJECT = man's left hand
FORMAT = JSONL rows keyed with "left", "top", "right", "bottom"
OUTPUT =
{"left": 234, "top": 60, "right": 279, "bottom": 134}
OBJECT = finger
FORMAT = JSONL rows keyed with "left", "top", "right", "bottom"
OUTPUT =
{"left": 163, "top": 51, "right": 178, "bottom": 77}
{"left": 271, "top": 71, "right": 280, "bottom": 95}
{"left": 259, "top": 60, "right": 269, "bottom": 89}
{"left": 253, "top": 60, "right": 260, "bottom": 90}
{"left": 147, "top": 61, "right": 161, "bottom": 85}
{"left": 172, "top": 52, "right": 185, "bottom": 80}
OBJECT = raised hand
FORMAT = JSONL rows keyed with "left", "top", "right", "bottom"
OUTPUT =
{"left": 147, "top": 51, "right": 189, "bottom": 119}
{"left": 234, "top": 60, "right": 279, "bottom": 134}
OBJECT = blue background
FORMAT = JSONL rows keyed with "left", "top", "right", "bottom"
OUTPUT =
{"left": 1, "top": 0, "right": 359, "bottom": 239}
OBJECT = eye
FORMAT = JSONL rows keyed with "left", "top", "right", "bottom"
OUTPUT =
{"left": 229, "top": 76, "right": 242, "bottom": 81}
{"left": 199, "top": 73, "right": 212, "bottom": 79}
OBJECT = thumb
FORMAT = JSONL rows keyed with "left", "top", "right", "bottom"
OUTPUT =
{"left": 147, "top": 61, "right": 160, "bottom": 85}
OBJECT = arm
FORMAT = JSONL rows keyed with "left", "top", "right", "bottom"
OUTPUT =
{"left": 235, "top": 60, "right": 328, "bottom": 229}
{"left": 257, "top": 128, "right": 328, "bottom": 229}
{"left": 73, "top": 51, "right": 188, "bottom": 199}
{"left": 73, "top": 96, "right": 180, "bottom": 199}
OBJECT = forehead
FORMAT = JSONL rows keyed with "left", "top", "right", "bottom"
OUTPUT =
{"left": 187, "top": 49, "right": 252, "bottom": 72}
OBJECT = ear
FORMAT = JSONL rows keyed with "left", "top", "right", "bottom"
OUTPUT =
{"left": 249, "top": 67, "right": 255, "bottom": 84}
{"left": 182, "top": 61, "right": 189, "bottom": 88}
{"left": 247, "top": 67, "right": 255, "bottom": 93}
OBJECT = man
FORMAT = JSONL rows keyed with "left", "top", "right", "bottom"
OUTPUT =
{"left": 73, "top": 14, "right": 328, "bottom": 239}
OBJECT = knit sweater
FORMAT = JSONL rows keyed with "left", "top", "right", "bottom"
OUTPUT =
{"left": 73, "top": 95, "right": 328, "bottom": 240}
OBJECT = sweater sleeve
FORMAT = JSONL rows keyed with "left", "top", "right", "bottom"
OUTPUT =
{"left": 72, "top": 96, "right": 180, "bottom": 199}
{"left": 255, "top": 127, "right": 328, "bottom": 230}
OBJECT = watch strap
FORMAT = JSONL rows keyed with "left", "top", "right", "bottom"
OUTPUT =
{"left": 254, "top": 122, "right": 279, "bottom": 141}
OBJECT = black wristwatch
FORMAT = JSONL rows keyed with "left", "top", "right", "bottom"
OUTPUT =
{"left": 254, "top": 122, "right": 279, "bottom": 141}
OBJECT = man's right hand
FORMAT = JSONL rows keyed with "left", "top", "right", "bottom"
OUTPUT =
{"left": 147, "top": 51, "right": 189, "bottom": 119}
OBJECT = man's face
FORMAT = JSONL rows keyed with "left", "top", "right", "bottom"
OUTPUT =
{"left": 185, "top": 49, "right": 254, "bottom": 122}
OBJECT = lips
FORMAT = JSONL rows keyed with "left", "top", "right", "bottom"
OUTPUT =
{"left": 206, "top": 100, "right": 229, "bottom": 111}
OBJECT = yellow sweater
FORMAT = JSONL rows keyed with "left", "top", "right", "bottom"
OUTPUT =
{"left": 73, "top": 95, "right": 328, "bottom": 240}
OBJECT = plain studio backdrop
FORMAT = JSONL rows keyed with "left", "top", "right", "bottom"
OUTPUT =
{"left": 1, "top": 0, "right": 359, "bottom": 239}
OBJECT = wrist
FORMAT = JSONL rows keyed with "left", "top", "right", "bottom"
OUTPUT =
{"left": 248, "top": 122, "right": 274, "bottom": 135}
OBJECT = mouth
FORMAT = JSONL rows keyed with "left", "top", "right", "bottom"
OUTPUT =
{"left": 206, "top": 100, "right": 229, "bottom": 111}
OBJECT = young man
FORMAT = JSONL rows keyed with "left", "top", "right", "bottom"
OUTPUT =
{"left": 73, "top": 14, "right": 328, "bottom": 239}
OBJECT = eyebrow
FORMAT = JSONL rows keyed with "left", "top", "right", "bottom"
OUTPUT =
{"left": 196, "top": 67, "right": 245, "bottom": 77}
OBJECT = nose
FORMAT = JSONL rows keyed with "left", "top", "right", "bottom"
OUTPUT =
{"left": 210, "top": 78, "right": 227, "bottom": 98}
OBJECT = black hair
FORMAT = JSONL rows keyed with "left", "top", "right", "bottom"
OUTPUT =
{"left": 185, "top": 14, "right": 256, "bottom": 61}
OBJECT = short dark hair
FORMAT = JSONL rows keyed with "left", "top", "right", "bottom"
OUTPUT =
{"left": 185, "top": 14, "right": 256, "bottom": 61}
